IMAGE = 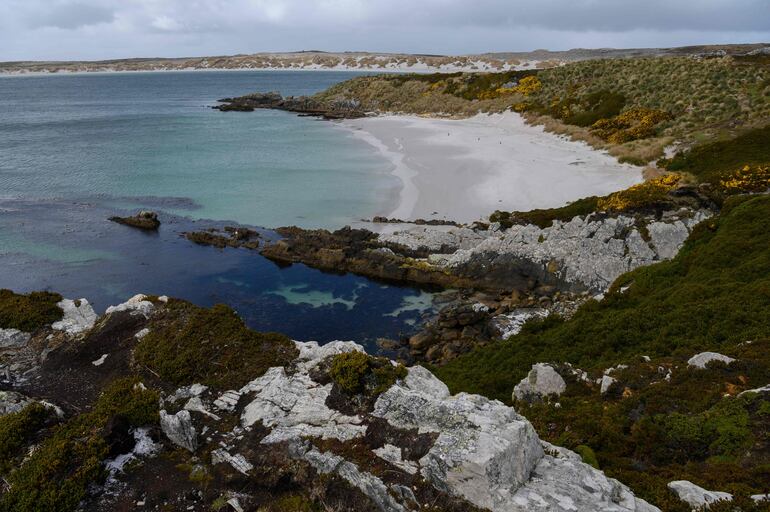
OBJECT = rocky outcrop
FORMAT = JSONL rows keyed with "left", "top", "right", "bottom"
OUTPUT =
{"left": 387, "top": 208, "right": 711, "bottom": 293}
{"left": 687, "top": 351, "right": 736, "bottom": 369}
{"left": 109, "top": 210, "right": 160, "bottom": 230}
{"left": 105, "top": 293, "right": 157, "bottom": 318}
{"left": 51, "top": 298, "right": 97, "bottom": 335}
{"left": 184, "top": 226, "right": 260, "bottom": 249}
{"left": 513, "top": 363, "right": 567, "bottom": 403}
{"left": 667, "top": 480, "right": 732, "bottom": 508}
{"left": 161, "top": 340, "right": 658, "bottom": 512}
{"left": 213, "top": 91, "right": 366, "bottom": 119}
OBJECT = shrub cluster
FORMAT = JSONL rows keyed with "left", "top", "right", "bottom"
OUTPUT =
{"left": 0, "top": 378, "right": 158, "bottom": 512}
{"left": 328, "top": 351, "right": 407, "bottom": 397}
{"left": 0, "top": 403, "right": 54, "bottom": 475}
{"left": 719, "top": 164, "right": 770, "bottom": 194}
{"left": 591, "top": 107, "right": 672, "bottom": 144}
{"left": 0, "top": 289, "right": 63, "bottom": 332}
{"left": 135, "top": 300, "right": 298, "bottom": 390}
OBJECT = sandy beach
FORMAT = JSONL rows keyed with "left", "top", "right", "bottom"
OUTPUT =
{"left": 340, "top": 112, "right": 643, "bottom": 223}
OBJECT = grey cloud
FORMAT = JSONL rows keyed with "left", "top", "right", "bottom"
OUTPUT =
{"left": 28, "top": 2, "right": 114, "bottom": 29}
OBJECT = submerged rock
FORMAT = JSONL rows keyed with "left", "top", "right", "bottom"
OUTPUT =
{"left": 667, "top": 480, "right": 733, "bottom": 508}
{"left": 513, "top": 363, "right": 567, "bottom": 403}
{"left": 109, "top": 210, "right": 160, "bottom": 230}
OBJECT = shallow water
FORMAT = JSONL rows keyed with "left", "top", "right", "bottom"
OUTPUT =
{"left": 0, "top": 70, "right": 399, "bottom": 228}
{"left": 0, "top": 71, "right": 432, "bottom": 348}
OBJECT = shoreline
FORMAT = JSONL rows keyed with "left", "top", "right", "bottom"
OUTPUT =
{"left": 339, "top": 111, "right": 644, "bottom": 223}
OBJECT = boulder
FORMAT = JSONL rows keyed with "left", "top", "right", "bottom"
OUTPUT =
{"left": 687, "top": 352, "right": 735, "bottom": 369}
{"left": 160, "top": 409, "right": 197, "bottom": 452}
{"left": 513, "top": 363, "right": 567, "bottom": 402}
{"left": 667, "top": 480, "right": 732, "bottom": 508}
{"left": 51, "top": 298, "right": 98, "bottom": 335}
{"left": 106, "top": 294, "right": 155, "bottom": 318}
{"left": 0, "top": 390, "right": 33, "bottom": 416}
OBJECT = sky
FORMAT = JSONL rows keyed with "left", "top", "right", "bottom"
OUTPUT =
{"left": 1, "top": 0, "right": 769, "bottom": 61}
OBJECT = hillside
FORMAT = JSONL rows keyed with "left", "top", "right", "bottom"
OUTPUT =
{"left": 1, "top": 43, "right": 767, "bottom": 75}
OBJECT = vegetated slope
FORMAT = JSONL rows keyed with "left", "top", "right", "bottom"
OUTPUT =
{"left": 315, "top": 55, "right": 770, "bottom": 164}
{"left": 434, "top": 194, "right": 770, "bottom": 509}
{"left": 435, "top": 193, "right": 770, "bottom": 399}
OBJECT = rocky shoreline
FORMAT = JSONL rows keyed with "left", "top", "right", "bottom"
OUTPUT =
{"left": 0, "top": 290, "right": 660, "bottom": 512}
{"left": 183, "top": 200, "right": 712, "bottom": 364}
{"left": 213, "top": 91, "right": 366, "bottom": 119}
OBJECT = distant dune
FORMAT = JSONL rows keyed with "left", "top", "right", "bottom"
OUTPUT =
{"left": 2, "top": 43, "right": 767, "bottom": 75}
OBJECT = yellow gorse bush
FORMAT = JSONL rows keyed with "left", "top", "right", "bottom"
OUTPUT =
{"left": 592, "top": 107, "right": 672, "bottom": 144}
{"left": 490, "top": 75, "right": 543, "bottom": 99}
{"left": 720, "top": 164, "right": 770, "bottom": 193}
{"left": 597, "top": 174, "right": 681, "bottom": 211}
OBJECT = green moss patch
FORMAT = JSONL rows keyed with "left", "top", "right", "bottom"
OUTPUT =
{"left": 328, "top": 351, "right": 407, "bottom": 398}
{"left": 135, "top": 300, "right": 298, "bottom": 390}
{"left": 0, "top": 378, "right": 158, "bottom": 512}
{"left": 0, "top": 289, "right": 63, "bottom": 332}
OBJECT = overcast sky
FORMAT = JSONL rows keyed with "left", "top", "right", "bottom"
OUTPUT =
{"left": 1, "top": 0, "right": 769, "bottom": 61}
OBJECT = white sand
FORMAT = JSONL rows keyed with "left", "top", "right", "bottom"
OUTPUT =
{"left": 339, "top": 112, "right": 643, "bottom": 223}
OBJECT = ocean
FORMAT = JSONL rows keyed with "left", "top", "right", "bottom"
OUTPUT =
{"left": 0, "top": 70, "right": 432, "bottom": 349}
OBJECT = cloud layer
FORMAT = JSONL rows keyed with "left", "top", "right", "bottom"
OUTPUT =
{"left": 1, "top": 0, "right": 768, "bottom": 60}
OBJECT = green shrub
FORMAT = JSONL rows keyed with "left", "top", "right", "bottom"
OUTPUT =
{"left": 328, "top": 351, "right": 407, "bottom": 397}
{"left": 661, "top": 125, "right": 770, "bottom": 186}
{"left": 135, "top": 300, "right": 298, "bottom": 390}
{"left": 0, "top": 403, "right": 54, "bottom": 475}
{"left": 574, "top": 445, "right": 600, "bottom": 468}
{"left": 0, "top": 378, "right": 158, "bottom": 512}
{"left": 0, "top": 289, "right": 63, "bottom": 331}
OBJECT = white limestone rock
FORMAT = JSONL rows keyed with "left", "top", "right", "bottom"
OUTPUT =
{"left": 513, "top": 363, "right": 567, "bottom": 402}
{"left": 293, "top": 339, "right": 364, "bottom": 371}
{"left": 600, "top": 375, "right": 618, "bottom": 394}
{"left": 0, "top": 328, "right": 30, "bottom": 349}
{"left": 374, "top": 366, "right": 544, "bottom": 510}
{"left": 240, "top": 366, "right": 366, "bottom": 444}
{"left": 373, "top": 444, "right": 419, "bottom": 475}
{"left": 160, "top": 409, "right": 197, "bottom": 452}
{"left": 105, "top": 294, "right": 155, "bottom": 318}
{"left": 490, "top": 308, "right": 549, "bottom": 340}
{"left": 397, "top": 209, "right": 710, "bottom": 292}
{"left": 687, "top": 352, "right": 736, "bottom": 369}
{"left": 211, "top": 449, "right": 253, "bottom": 475}
{"left": 294, "top": 445, "right": 408, "bottom": 512}
{"left": 668, "top": 480, "right": 733, "bottom": 508}
{"left": 52, "top": 298, "right": 97, "bottom": 335}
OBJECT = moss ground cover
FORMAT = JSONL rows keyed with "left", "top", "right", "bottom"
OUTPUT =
{"left": 0, "top": 289, "right": 63, "bottom": 332}
{"left": 135, "top": 299, "right": 298, "bottom": 390}
{"left": 0, "top": 378, "right": 158, "bottom": 512}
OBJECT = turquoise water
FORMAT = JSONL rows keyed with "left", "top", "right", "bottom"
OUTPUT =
{"left": 0, "top": 70, "right": 398, "bottom": 228}
{"left": 0, "top": 71, "right": 435, "bottom": 348}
